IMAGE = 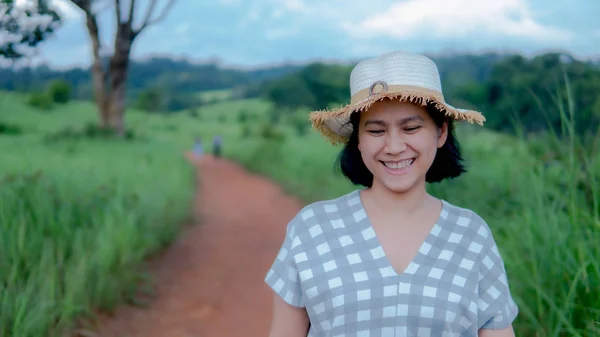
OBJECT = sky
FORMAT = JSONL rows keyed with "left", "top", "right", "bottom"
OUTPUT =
{"left": 21, "top": 0, "right": 600, "bottom": 69}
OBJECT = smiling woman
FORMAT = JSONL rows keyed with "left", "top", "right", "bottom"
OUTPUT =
{"left": 337, "top": 100, "right": 466, "bottom": 191}
{"left": 265, "top": 51, "right": 518, "bottom": 337}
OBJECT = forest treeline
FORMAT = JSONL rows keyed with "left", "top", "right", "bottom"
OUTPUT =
{"left": 2, "top": 52, "right": 599, "bottom": 138}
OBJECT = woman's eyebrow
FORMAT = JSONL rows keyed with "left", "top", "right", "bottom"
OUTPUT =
{"left": 363, "top": 115, "right": 424, "bottom": 126}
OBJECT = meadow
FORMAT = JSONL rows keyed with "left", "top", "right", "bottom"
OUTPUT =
{"left": 1, "top": 83, "right": 599, "bottom": 337}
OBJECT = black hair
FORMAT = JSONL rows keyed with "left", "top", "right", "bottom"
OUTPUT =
{"left": 335, "top": 102, "right": 466, "bottom": 187}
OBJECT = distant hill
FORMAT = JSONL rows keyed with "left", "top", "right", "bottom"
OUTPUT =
{"left": 0, "top": 53, "right": 508, "bottom": 99}
{"left": 0, "top": 57, "right": 305, "bottom": 101}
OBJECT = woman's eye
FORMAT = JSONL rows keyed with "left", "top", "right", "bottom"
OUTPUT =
{"left": 368, "top": 130, "right": 384, "bottom": 135}
{"left": 405, "top": 126, "right": 421, "bottom": 132}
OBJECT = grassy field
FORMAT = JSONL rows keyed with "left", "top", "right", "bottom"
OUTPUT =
{"left": 2, "top": 88, "right": 599, "bottom": 336}
{"left": 0, "top": 92, "right": 199, "bottom": 336}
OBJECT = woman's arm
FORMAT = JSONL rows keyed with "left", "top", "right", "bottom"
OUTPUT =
{"left": 479, "top": 326, "right": 516, "bottom": 337}
{"left": 268, "top": 294, "right": 310, "bottom": 337}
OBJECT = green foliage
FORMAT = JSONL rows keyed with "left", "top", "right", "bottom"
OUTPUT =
{"left": 27, "top": 91, "right": 53, "bottom": 110}
{"left": 240, "top": 123, "right": 252, "bottom": 138}
{"left": 26, "top": 80, "right": 71, "bottom": 110}
{"left": 188, "top": 107, "right": 200, "bottom": 119}
{"left": 0, "top": 121, "right": 22, "bottom": 135}
{"left": 44, "top": 122, "right": 138, "bottom": 142}
{"left": 453, "top": 53, "right": 600, "bottom": 140}
{"left": 135, "top": 88, "right": 163, "bottom": 112}
{"left": 48, "top": 79, "right": 70, "bottom": 104}
{"left": 0, "top": 58, "right": 302, "bottom": 105}
{"left": 0, "top": 0, "right": 62, "bottom": 60}
{"left": 238, "top": 109, "right": 248, "bottom": 123}
{"left": 286, "top": 110, "right": 310, "bottom": 136}
{"left": 0, "top": 163, "right": 193, "bottom": 337}
{"left": 0, "top": 92, "right": 194, "bottom": 336}
{"left": 264, "top": 74, "right": 317, "bottom": 110}
{"left": 259, "top": 123, "right": 285, "bottom": 141}
{"left": 262, "top": 63, "right": 352, "bottom": 113}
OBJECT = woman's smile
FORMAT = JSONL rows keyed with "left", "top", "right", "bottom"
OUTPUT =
{"left": 380, "top": 158, "right": 415, "bottom": 175}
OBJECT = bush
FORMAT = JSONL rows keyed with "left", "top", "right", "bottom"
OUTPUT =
{"left": 44, "top": 122, "right": 138, "bottom": 142}
{"left": 287, "top": 111, "right": 309, "bottom": 136}
{"left": 238, "top": 110, "right": 248, "bottom": 123}
{"left": 48, "top": 80, "right": 71, "bottom": 104}
{"left": 135, "top": 89, "right": 163, "bottom": 113}
{"left": 28, "top": 92, "right": 53, "bottom": 110}
{"left": 189, "top": 107, "right": 200, "bottom": 119}
{"left": 240, "top": 123, "right": 252, "bottom": 138}
{"left": 259, "top": 123, "right": 285, "bottom": 141}
{"left": 0, "top": 121, "right": 23, "bottom": 135}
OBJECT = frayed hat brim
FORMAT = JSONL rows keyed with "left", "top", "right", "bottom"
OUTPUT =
{"left": 309, "top": 90, "right": 485, "bottom": 145}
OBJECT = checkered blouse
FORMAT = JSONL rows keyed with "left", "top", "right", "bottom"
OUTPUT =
{"left": 265, "top": 189, "right": 518, "bottom": 337}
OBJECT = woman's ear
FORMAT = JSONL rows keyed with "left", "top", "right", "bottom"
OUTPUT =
{"left": 437, "top": 121, "right": 449, "bottom": 148}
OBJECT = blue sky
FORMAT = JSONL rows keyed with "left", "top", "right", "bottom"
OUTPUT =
{"left": 29, "top": 0, "right": 600, "bottom": 69}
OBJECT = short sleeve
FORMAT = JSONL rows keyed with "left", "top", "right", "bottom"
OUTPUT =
{"left": 264, "top": 213, "right": 305, "bottom": 308}
{"left": 477, "top": 230, "right": 519, "bottom": 330}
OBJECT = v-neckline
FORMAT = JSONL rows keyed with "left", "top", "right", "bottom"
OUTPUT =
{"left": 354, "top": 189, "right": 447, "bottom": 278}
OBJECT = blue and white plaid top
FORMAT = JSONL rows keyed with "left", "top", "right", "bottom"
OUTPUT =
{"left": 265, "top": 189, "right": 518, "bottom": 336}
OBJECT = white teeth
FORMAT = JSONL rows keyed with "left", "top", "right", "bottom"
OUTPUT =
{"left": 383, "top": 159, "right": 413, "bottom": 169}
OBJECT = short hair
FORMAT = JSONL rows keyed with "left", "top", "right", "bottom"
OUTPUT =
{"left": 335, "top": 102, "right": 467, "bottom": 187}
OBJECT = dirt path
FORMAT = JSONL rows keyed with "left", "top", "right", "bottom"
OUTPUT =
{"left": 91, "top": 155, "right": 304, "bottom": 337}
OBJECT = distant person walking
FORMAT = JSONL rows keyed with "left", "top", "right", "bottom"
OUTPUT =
{"left": 193, "top": 137, "right": 204, "bottom": 158}
{"left": 212, "top": 135, "right": 222, "bottom": 158}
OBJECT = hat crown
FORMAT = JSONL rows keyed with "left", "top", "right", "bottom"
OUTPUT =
{"left": 349, "top": 51, "right": 443, "bottom": 97}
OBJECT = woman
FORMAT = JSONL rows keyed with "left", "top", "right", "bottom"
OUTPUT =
{"left": 264, "top": 51, "right": 518, "bottom": 337}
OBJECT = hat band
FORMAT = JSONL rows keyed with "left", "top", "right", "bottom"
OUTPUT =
{"left": 350, "top": 84, "right": 445, "bottom": 105}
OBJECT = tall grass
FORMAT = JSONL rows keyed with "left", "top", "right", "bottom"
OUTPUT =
{"left": 493, "top": 74, "right": 600, "bottom": 336}
{"left": 227, "top": 79, "right": 600, "bottom": 335}
{"left": 0, "top": 93, "right": 195, "bottom": 336}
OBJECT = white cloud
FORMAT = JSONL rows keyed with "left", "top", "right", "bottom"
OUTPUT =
{"left": 239, "top": 4, "right": 263, "bottom": 29}
{"left": 265, "top": 27, "right": 299, "bottom": 40}
{"left": 342, "top": 0, "right": 572, "bottom": 42}
{"left": 279, "top": 0, "right": 308, "bottom": 13}
{"left": 217, "top": 0, "right": 244, "bottom": 5}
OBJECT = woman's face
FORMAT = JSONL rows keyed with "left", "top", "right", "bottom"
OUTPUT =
{"left": 357, "top": 100, "right": 448, "bottom": 194}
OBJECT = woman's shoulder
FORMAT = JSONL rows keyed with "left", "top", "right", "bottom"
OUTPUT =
{"left": 285, "top": 189, "right": 361, "bottom": 232}
{"left": 440, "top": 199, "right": 496, "bottom": 242}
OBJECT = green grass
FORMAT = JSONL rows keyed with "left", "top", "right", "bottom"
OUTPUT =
{"left": 0, "top": 92, "right": 195, "bottom": 336}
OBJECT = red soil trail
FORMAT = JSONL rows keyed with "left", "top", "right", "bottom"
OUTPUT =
{"left": 91, "top": 155, "right": 304, "bottom": 337}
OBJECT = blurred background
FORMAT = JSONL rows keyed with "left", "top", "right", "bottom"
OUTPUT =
{"left": 1, "top": 0, "right": 599, "bottom": 336}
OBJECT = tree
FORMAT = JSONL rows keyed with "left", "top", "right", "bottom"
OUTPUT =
{"left": 69, "top": 0, "right": 178, "bottom": 136}
{"left": 0, "top": 0, "right": 61, "bottom": 60}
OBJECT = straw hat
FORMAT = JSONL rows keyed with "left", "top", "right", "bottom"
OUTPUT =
{"left": 308, "top": 50, "right": 486, "bottom": 145}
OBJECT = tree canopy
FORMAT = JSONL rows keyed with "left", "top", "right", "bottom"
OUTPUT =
{"left": 0, "top": 0, "right": 61, "bottom": 60}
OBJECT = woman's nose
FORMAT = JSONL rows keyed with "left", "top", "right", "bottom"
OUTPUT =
{"left": 384, "top": 133, "right": 407, "bottom": 154}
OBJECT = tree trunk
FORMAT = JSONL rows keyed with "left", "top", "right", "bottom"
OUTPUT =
{"left": 85, "top": 13, "right": 110, "bottom": 129}
{"left": 106, "top": 24, "right": 133, "bottom": 137}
